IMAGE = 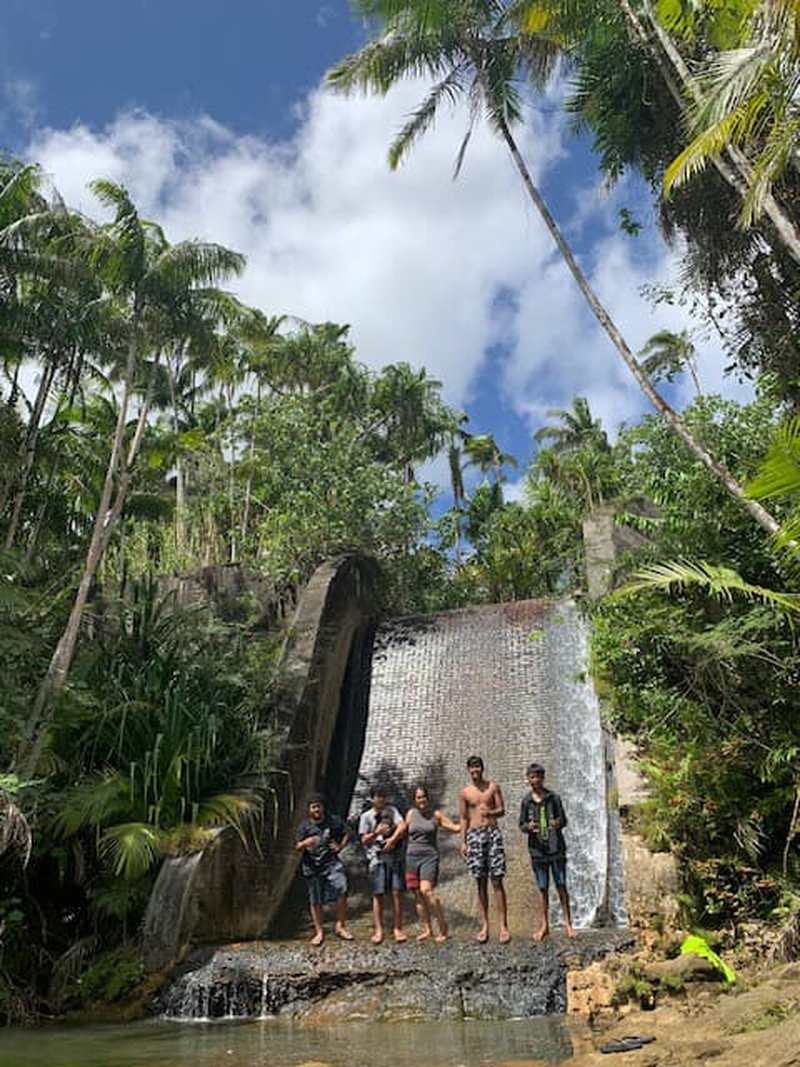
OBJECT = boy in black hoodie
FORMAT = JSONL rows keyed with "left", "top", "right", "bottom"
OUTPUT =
{"left": 519, "top": 763, "right": 576, "bottom": 940}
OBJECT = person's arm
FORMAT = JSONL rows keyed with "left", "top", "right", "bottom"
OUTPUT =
{"left": 435, "top": 810, "right": 460, "bottom": 833}
{"left": 519, "top": 797, "right": 530, "bottom": 834}
{"left": 458, "top": 790, "right": 468, "bottom": 853}
{"left": 552, "top": 795, "right": 567, "bottom": 831}
{"left": 486, "top": 782, "right": 505, "bottom": 819}
{"left": 360, "top": 812, "right": 376, "bottom": 847}
{"left": 295, "top": 823, "right": 318, "bottom": 851}
{"left": 330, "top": 818, "right": 350, "bottom": 854}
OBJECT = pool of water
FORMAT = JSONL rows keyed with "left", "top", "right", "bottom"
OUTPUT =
{"left": 0, "top": 1017, "right": 578, "bottom": 1067}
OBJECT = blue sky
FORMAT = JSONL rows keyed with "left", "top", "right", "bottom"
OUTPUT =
{"left": 0, "top": 1, "right": 746, "bottom": 499}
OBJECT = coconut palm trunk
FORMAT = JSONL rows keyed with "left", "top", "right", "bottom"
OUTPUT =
{"left": 17, "top": 321, "right": 140, "bottom": 775}
{"left": 495, "top": 108, "right": 779, "bottom": 535}
{"left": 618, "top": 0, "right": 800, "bottom": 265}
{"left": 4, "top": 356, "right": 58, "bottom": 549}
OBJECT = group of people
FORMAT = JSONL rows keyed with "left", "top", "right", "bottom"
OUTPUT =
{"left": 295, "top": 756, "right": 577, "bottom": 946}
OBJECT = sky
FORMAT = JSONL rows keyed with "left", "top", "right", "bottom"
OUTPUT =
{"left": 0, "top": 0, "right": 750, "bottom": 499}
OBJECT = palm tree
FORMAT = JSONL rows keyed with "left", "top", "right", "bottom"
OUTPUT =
{"left": 638, "top": 329, "right": 702, "bottom": 397}
{"left": 600, "top": 0, "right": 800, "bottom": 263}
{"left": 329, "top": 0, "right": 780, "bottom": 536}
{"left": 533, "top": 396, "right": 610, "bottom": 453}
{"left": 17, "top": 181, "right": 245, "bottom": 776}
{"left": 659, "top": 0, "right": 800, "bottom": 233}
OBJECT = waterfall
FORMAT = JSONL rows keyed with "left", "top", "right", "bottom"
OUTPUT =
{"left": 351, "top": 598, "right": 626, "bottom": 933}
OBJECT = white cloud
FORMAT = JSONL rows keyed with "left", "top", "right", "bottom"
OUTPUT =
{"left": 2, "top": 75, "right": 41, "bottom": 129}
{"left": 24, "top": 77, "right": 746, "bottom": 447}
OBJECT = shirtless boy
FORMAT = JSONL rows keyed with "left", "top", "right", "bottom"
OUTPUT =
{"left": 458, "top": 755, "right": 510, "bottom": 943}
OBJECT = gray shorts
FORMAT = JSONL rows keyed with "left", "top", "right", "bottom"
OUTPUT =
{"left": 305, "top": 861, "right": 347, "bottom": 905}
{"left": 371, "top": 860, "right": 404, "bottom": 896}
{"left": 405, "top": 853, "right": 439, "bottom": 889}
{"left": 465, "top": 826, "right": 506, "bottom": 880}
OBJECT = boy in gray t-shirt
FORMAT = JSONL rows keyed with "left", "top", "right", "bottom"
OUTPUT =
{"left": 358, "top": 785, "right": 406, "bottom": 944}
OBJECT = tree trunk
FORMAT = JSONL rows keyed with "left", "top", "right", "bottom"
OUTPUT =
{"left": 496, "top": 114, "right": 780, "bottom": 536}
{"left": 4, "top": 359, "right": 57, "bottom": 549}
{"left": 16, "top": 321, "right": 143, "bottom": 776}
{"left": 167, "top": 351, "right": 187, "bottom": 554}
{"left": 619, "top": 0, "right": 800, "bottom": 266}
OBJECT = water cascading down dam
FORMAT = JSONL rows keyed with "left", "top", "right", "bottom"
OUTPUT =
{"left": 153, "top": 560, "right": 628, "bottom": 1021}
{"left": 353, "top": 598, "right": 626, "bottom": 936}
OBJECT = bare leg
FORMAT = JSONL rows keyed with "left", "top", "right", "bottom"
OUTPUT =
{"left": 371, "top": 895, "right": 384, "bottom": 944}
{"left": 309, "top": 903, "right": 324, "bottom": 946}
{"left": 492, "top": 877, "right": 510, "bottom": 942}
{"left": 421, "top": 882, "right": 447, "bottom": 941}
{"left": 557, "top": 886, "right": 577, "bottom": 937}
{"left": 415, "top": 888, "right": 432, "bottom": 940}
{"left": 391, "top": 890, "right": 407, "bottom": 942}
{"left": 334, "top": 895, "right": 353, "bottom": 940}
{"left": 476, "top": 877, "right": 489, "bottom": 942}
{"left": 533, "top": 884, "right": 549, "bottom": 941}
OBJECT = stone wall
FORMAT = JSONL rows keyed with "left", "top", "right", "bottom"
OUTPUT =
{"left": 142, "top": 555, "right": 378, "bottom": 971}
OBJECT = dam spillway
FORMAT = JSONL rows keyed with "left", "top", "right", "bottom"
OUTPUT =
{"left": 351, "top": 598, "right": 626, "bottom": 935}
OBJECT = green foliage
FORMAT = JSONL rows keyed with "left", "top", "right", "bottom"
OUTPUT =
{"left": 69, "top": 951, "right": 145, "bottom": 1007}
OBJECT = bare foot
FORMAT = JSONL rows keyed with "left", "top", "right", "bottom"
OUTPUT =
{"left": 335, "top": 924, "right": 354, "bottom": 941}
{"left": 393, "top": 929, "right": 407, "bottom": 943}
{"left": 532, "top": 926, "right": 549, "bottom": 942}
{"left": 476, "top": 928, "right": 489, "bottom": 944}
{"left": 371, "top": 930, "right": 384, "bottom": 944}
{"left": 564, "top": 923, "right": 577, "bottom": 938}
{"left": 416, "top": 928, "right": 432, "bottom": 942}
{"left": 499, "top": 929, "right": 511, "bottom": 944}
{"left": 310, "top": 930, "right": 324, "bottom": 946}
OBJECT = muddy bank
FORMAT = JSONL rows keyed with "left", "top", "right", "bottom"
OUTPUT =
{"left": 556, "top": 960, "right": 800, "bottom": 1066}
{"left": 155, "top": 930, "right": 633, "bottom": 1021}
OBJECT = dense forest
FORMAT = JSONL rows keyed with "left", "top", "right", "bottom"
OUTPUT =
{"left": 2, "top": 0, "right": 800, "bottom": 1022}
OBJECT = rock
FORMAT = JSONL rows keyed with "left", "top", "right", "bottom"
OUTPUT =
{"left": 645, "top": 954, "right": 722, "bottom": 984}
{"left": 566, "top": 962, "right": 615, "bottom": 1015}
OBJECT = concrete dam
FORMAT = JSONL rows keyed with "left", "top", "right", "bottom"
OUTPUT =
{"left": 147, "top": 558, "right": 628, "bottom": 1018}
{"left": 351, "top": 598, "right": 625, "bottom": 936}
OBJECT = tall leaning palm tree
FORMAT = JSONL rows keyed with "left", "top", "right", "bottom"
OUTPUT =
{"left": 17, "top": 181, "right": 245, "bottom": 776}
{"left": 329, "top": 0, "right": 780, "bottom": 536}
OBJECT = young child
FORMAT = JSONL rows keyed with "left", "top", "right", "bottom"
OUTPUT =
{"left": 295, "top": 793, "right": 354, "bottom": 946}
{"left": 359, "top": 784, "right": 406, "bottom": 944}
{"left": 519, "top": 763, "right": 576, "bottom": 940}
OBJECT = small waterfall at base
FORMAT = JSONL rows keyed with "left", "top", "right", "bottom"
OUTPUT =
{"left": 351, "top": 598, "right": 626, "bottom": 934}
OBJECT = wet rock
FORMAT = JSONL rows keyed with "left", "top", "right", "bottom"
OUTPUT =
{"left": 645, "top": 954, "right": 722, "bottom": 984}
{"left": 154, "top": 931, "right": 631, "bottom": 1021}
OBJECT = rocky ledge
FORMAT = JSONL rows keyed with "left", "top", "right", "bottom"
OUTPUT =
{"left": 155, "top": 930, "right": 633, "bottom": 1021}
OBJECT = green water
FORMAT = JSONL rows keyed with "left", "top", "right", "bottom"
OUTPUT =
{"left": 0, "top": 1018, "right": 575, "bottom": 1067}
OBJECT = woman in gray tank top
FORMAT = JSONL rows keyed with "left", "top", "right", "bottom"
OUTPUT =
{"left": 403, "top": 785, "right": 460, "bottom": 941}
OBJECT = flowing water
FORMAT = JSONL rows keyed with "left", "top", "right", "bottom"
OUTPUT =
{"left": 0, "top": 1017, "right": 580, "bottom": 1066}
{"left": 350, "top": 599, "right": 626, "bottom": 935}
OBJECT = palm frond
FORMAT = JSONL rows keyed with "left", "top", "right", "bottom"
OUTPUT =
{"left": 612, "top": 559, "right": 800, "bottom": 614}
{"left": 746, "top": 415, "right": 800, "bottom": 499}
{"left": 51, "top": 776, "right": 133, "bottom": 837}
{"left": 99, "top": 822, "right": 163, "bottom": 879}
{"left": 389, "top": 65, "right": 469, "bottom": 169}
{"left": 665, "top": 109, "right": 744, "bottom": 191}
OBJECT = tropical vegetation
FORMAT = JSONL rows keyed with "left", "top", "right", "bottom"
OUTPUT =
{"left": 2, "top": 0, "right": 800, "bottom": 1023}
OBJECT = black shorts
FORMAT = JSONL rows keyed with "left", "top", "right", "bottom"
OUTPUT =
{"left": 304, "top": 862, "right": 347, "bottom": 905}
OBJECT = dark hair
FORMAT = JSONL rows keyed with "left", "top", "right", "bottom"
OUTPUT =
{"left": 466, "top": 755, "right": 484, "bottom": 771}
{"left": 413, "top": 783, "right": 429, "bottom": 799}
{"left": 526, "top": 763, "right": 545, "bottom": 777}
{"left": 371, "top": 783, "right": 389, "bottom": 799}
{"left": 308, "top": 793, "right": 325, "bottom": 807}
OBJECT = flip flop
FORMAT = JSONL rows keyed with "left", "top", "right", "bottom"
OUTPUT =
{"left": 599, "top": 1036, "right": 655, "bottom": 1054}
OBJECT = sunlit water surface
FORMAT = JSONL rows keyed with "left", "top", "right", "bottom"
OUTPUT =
{"left": 0, "top": 1017, "right": 578, "bottom": 1067}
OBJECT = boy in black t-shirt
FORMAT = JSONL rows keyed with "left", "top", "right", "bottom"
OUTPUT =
{"left": 295, "top": 794, "right": 354, "bottom": 945}
{"left": 519, "top": 763, "right": 576, "bottom": 940}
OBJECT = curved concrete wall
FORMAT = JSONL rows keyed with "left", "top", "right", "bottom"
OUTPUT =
{"left": 143, "top": 555, "right": 378, "bottom": 970}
